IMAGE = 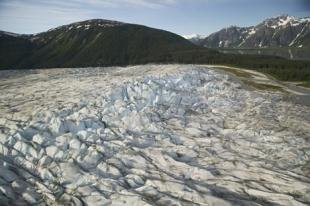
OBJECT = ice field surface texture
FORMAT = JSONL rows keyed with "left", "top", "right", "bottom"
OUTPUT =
{"left": 0, "top": 65, "right": 309, "bottom": 206}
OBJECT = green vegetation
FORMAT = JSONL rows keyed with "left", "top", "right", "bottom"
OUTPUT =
{"left": 242, "top": 80, "right": 285, "bottom": 92}
{"left": 0, "top": 23, "right": 197, "bottom": 69}
{"left": 211, "top": 66, "right": 253, "bottom": 78}
{"left": 212, "top": 66, "right": 287, "bottom": 92}
{"left": 1, "top": 22, "right": 309, "bottom": 84}
{"left": 165, "top": 50, "right": 310, "bottom": 82}
{"left": 297, "top": 82, "right": 310, "bottom": 88}
{"left": 217, "top": 47, "right": 310, "bottom": 61}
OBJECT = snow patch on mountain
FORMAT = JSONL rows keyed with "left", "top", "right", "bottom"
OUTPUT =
{"left": 182, "top": 34, "right": 206, "bottom": 39}
{"left": 248, "top": 28, "right": 256, "bottom": 35}
{"left": 0, "top": 31, "right": 22, "bottom": 37}
{"left": 200, "top": 15, "right": 310, "bottom": 48}
{"left": 46, "top": 19, "right": 125, "bottom": 33}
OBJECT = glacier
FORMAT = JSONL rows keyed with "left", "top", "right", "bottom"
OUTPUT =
{"left": 0, "top": 65, "right": 309, "bottom": 205}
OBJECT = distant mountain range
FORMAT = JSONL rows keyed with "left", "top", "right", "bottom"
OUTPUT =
{"left": 0, "top": 17, "right": 309, "bottom": 83}
{"left": 0, "top": 19, "right": 199, "bottom": 69}
{"left": 181, "top": 34, "right": 206, "bottom": 45}
{"left": 185, "top": 15, "right": 310, "bottom": 48}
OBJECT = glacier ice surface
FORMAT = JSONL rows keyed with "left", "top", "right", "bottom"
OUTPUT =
{"left": 0, "top": 65, "right": 309, "bottom": 205}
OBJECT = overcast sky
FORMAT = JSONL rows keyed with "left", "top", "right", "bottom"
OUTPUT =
{"left": 0, "top": 0, "right": 309, "bottom": 36}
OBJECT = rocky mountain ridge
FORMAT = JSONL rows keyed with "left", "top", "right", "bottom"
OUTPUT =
{"left": 185, "top": 15, "right": 310, "bottom": 48}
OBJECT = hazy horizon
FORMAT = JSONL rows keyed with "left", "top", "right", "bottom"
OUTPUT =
{"left": 0, "top": 0, "right": 309, "bottom": 36}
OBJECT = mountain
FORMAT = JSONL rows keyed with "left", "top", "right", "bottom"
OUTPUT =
{"left": 198, "top": 15, "right": 310, "bottom": 48}
{"left": 0, "top": 19, "right": 198, "bottom": 69}
{"left": 182, "top": 34, "right": 206, "bottom": 45}
{"left": 1, "top": 18, "right": 309, "bottom": 83}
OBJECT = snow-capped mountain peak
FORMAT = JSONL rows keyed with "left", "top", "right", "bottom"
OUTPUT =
{"left": 182, "top": 34, "right": 207, "bottom": 44}
{"left": 261, "top": 15, "right": 309, "bottom": 29}
{"left": 182, "top": 34, "right": 206, "bottom": 39}
{"left": 197, "top": 15, "right": 310, "bottom": 48}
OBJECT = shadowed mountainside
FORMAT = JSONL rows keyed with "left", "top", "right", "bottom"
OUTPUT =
{"left": 0, "top": 19, "right": 310, "bottom": 83}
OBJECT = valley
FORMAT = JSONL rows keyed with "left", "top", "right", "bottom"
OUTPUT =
{"left": 218, "top": 47, "right": 310, "bottom": 61}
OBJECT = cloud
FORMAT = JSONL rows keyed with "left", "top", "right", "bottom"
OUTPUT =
{"left": 0, "top": 0, "right": 93, "bottom": 33}
{"left": 80, "top": 0, "right": 178, "bottom": 8}
{"left": 0, "top": 0, "right": 179, "bottom": 10}
{"left": 0, "top": 0, "right": 181, "bottom": 33}
{"left": 115, "top": 0, "right": 178, "bottom": 8}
